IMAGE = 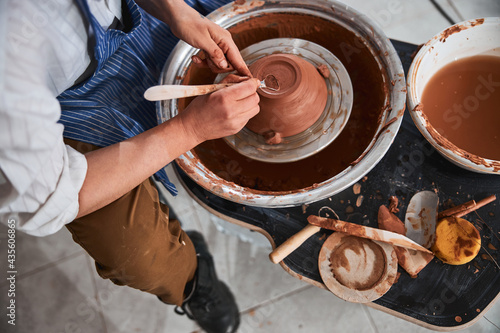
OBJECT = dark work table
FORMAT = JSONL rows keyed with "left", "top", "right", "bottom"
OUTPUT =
{"left": 174, "top": 40, "right": 500, "bottom": 330}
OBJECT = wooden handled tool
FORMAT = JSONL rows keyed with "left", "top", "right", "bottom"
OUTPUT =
{"left": 144, "top": 83, "right": 236, "bottom": 101}
{"left": 269, "top": 224, "right": 321, "bottom": 264}
{"left": 268, "top": 214, "right": 433, "bottom": 264}
{"left": 307, "top": 215, "right": 432, "bottom": 254}
{"left": 144, "top": 76, "right": 279, "bottom": 101}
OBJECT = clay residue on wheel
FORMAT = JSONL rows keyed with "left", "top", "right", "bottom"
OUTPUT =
{"left": 317, "top": 64, "right": 330, "bottom": 78}
{"left": 229, "top": 0, "right": 265, "bottom": 15}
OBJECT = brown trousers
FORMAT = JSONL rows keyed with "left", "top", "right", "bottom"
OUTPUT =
{"left": 64, "top": 139, "right": 197, "bottom": 306}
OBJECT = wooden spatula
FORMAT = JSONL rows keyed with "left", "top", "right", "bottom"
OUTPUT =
{"left": 144, "top": 75, "right": 279, "bottom": 101}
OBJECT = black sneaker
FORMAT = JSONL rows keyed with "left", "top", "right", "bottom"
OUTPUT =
{"left": 175, "top": 231, "right": 240, "bottom": 333}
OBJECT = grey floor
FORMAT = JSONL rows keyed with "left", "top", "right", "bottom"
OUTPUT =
{"left": 1, "top": 0, "right": 500, "bottom": 332}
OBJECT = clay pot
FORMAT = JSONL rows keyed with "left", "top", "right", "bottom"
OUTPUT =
{"left": 247, "top": 54, "right": 327, "bottom": 143}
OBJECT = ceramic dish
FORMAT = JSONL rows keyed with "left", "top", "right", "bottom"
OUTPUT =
{"left": 407, "top": 17, "right": 500, "bottom": 174}
{"left": 318, "top": 232, "right": 398, "bottom": 303}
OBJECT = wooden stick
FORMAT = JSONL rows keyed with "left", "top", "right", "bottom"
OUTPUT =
{"left": 438, "top": 199, "right": 477, "bottom": 219}
{"left": 269, "top": 225, "right": 321, "bottom": 264}
{"left": 438, "top": 194, "right": 496, "bottom": 219}
{"left": 144, "top": 83, "right": 235, "bottom": 101}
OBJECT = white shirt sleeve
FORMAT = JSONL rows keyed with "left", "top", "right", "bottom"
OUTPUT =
{"left": 0, "top": 0, "right": 90, "bottom": 236}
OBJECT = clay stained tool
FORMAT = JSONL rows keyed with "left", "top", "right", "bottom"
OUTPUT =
{"left": 269, "top": 215, "right": 432, "bottom": 264}
{"left": 404, "top": 190, "right": 439, "bottom": 248}
{"left": 307, "top": 216, "right": 433, "bottom": 253}
{"left": 144, "top": 75, "right": 279, "bottom": 101}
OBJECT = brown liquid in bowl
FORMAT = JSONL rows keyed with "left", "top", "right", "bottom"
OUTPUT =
{"left": 421, "top": 55, "right": 500, "bottom": 161}
{"left": 178, "top": 13, "right": 388, "bottom": 192}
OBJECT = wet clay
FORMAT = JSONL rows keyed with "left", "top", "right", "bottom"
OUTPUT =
{"left": 378, "top": 205, "right": 406, "bottom": 235}
{"left": 246, "top": 54, "right": 327, "bottom": 142}
{"left": 439, "top": 18, "right": 484, "bottom": 43}
{"left": 421, "top": 55, "right": 500, "bottom": 161}
{"left": 317, "top": 64, "right": 330, "bottom": 78}
{"left": 329, "top": 236, "right": 386, "bottom": 291}
{"left": 378, "top": 204, "right": 434, "bottom": 278}
{"left": 178, "top": 13, "right": 387, "bottom": 191}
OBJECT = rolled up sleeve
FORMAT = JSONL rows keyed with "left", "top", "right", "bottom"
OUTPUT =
{"left": 0, "top": 0, "right": 88, "bottom": 236}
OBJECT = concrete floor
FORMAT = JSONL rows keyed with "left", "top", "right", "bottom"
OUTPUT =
{"left": 1, "top": 0, "right": 500, "bottom": 332}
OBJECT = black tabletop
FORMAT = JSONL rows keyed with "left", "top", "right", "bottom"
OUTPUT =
{"left": 175, "top": 40, "right": 500, "bottom": 329}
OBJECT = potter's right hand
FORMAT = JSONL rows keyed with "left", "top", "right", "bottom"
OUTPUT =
{"left": 179, "top": 78, "right": 260, "bottom": 143}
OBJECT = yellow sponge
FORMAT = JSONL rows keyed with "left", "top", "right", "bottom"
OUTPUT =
{"left": 431, "top": 217, "right": 481, "bottom": 265}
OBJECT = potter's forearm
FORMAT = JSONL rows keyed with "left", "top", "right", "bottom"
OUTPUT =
{"left": 76, "top": 116, "right": 198, "bottom": 218}
{"left": 77, "top": 74, "right": 259, "bottom": 218}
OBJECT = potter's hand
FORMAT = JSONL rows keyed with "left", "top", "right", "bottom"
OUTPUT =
{"left": 164, "top": 1, "right": 250, "bottom": 76}
{"left": 179, "top": 78, "right": 260, "bottom": 143}
{"left": 135, "top": 0, "right": 249, "bottom": 74}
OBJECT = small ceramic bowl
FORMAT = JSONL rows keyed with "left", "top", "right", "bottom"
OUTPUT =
{"left": 219, "top": 38, "right": 353, "bottom": 163}
{"left": 247, "top": 53, "right": 328, "bottom": 139}
{"left": 407, "top": 17, "right": 500, "bottom": 174}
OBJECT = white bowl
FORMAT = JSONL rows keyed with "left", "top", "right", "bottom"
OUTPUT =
{"left": 407, "top": 17, "right": 500, "bottom": 174}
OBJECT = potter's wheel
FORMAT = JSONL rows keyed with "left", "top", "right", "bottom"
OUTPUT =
{"left": 157, "top": 0, "right": 406, "bottom": 207}
{"left": 220, "top": 38, "right": 353, "bottom": 163}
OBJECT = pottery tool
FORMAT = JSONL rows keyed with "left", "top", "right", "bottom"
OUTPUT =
{"left": 434, "top": 194, "right": 497, "bottom": 268}
{"left": 438, "top": 194, "right": 497, "bottom": 219}
{"left": 431, "top": 216, "right": 481, "bottom": 265}
{"left": 269, "top": 214, "right": 432, "bottom": 264}
{"left": 144, "top": 76, "right": 279, "bottom": 101}
{"left": 307, "top": 215, "right": 433, "bottom": 254}
{"left": 269, "top": 224, "right": 321, "bottom": 264}
{"left": 318, "top": 232, "right": 398, "bottom": 303}
{"left": 404, "top": 191, "right": 439, "bottom": 248}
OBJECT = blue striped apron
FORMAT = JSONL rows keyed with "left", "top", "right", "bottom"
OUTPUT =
{"left": 58, "top": 0, "right": 232, "bottom": 195}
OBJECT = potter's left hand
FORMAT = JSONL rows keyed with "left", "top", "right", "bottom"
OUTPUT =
{"left": 138, "top": 0, "right": 251, "bottom": 76}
